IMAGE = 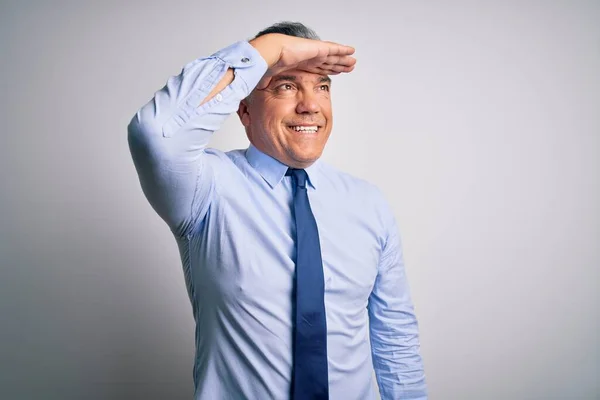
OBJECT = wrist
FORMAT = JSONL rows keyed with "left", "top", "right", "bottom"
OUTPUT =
{"left": 249, "top": 33, "right": 282, "bottom": 68}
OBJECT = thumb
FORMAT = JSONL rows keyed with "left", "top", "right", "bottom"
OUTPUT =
{"left": 255, "top": 75, "right": 271, "bottom": 90}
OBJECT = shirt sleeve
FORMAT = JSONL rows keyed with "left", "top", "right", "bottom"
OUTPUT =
{"left": 368, "top": 203, "right": 428, "bottom": 399}
{"left": 127, "top": 41, "right": 267, "bottom": 237}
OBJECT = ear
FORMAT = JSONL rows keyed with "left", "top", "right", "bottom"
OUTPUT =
{"left": 237, "top": 98, "right": 251, "bottom": 127}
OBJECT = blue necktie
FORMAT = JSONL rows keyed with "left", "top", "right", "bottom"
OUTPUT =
{"left": 287, "top": 168, "right": 329, "bottom": 400}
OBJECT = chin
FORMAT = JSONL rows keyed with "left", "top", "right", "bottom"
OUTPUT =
{"left": 289, "top": 149, "right": 321, "bottom": 165}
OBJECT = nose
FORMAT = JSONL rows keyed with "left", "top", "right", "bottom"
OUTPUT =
{"left": 295, "top": 90, "right": 320, "bottom": 114}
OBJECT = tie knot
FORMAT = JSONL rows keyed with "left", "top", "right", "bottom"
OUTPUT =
{"left": 286, "top": 168, "right": 308, "bottom": 188}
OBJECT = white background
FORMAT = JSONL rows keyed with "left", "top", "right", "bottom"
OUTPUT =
{"left": 0, "top": 0, "right": 598, "bottom": 399}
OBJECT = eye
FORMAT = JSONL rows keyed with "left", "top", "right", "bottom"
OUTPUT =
{"left": 276, "top": 83, "right": 295, "bottom": 91}
{"left": 319, "top": 84, "right": 330, "bottom": 92}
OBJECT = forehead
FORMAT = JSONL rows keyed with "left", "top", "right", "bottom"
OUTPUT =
{"left": 270, "top": 69, "right": 331, "bottom": 84}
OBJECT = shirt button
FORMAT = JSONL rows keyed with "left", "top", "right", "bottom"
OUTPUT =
{"left": 241, "top": 57, "right": 250, "bottom": 63}
{"left": 215, "top": 93, "right": 223, "bottom": 102}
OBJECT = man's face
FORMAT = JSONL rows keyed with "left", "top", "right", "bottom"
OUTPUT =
{"left": 238, "top": 70, "right": 333, "bottom": 169}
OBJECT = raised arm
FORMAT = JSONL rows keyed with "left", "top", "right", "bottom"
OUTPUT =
{"left": 127, "top": 41, "right": 266, "bottom": 237}
{"left": 127, "top": 34, "right": 355, "bottom": 237}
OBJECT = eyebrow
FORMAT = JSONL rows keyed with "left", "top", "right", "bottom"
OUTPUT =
{"left": 271, "top": 75, "right": 297, "bottom": 83}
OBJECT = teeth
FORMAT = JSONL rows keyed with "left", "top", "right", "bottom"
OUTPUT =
{"left": 290, "top": 126, "right": 318, "bottom": 132}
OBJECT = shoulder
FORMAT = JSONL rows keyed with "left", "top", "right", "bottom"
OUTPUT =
{"left": 200, "top": 147, "right": 248, "bottom": 174}
{"left": 318, "top": 161, "right": 397, "bottom": 230}
{"left": 318, "top": 161, "right": 378, "bottom": 195}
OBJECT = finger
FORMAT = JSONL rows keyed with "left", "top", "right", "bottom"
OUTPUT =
{"left": 314, "top": 66, "right": 342, "bottom": 75}
{"left": 321, "top": 41, "right": 355, "bottom": 56}
{"left": 310, "top": 56, "right": 355, "bottom": 72}
{"left": 323, "top": 55, "right": 356, "bottom": 67}
{"left": 306, "top": 55, "right": 356, "bottom": 71}
{"left": 256, "top": 75, "right": 272, "bottom": 90}
{"left": 317, "top": 63, "right": 355, "bottom": 74}
{"left": 298, "top": 64, "right": 335, "bottom": 75}
{"left": 305, "top": 63, "right": 355, "bottom": 75}
{"left": 330, "top": 64, "right": 356, "bottom": 73}
{"left": 301, "top": 56, "right": 355, "bottom": 74}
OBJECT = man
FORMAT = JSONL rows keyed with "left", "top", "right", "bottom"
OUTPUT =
{"left": 128, "top": 21, "right": 427, "bottom": 400}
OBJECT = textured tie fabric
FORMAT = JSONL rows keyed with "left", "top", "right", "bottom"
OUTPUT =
{"left": 286, "top": 168, "right": 329, "bottom": 400}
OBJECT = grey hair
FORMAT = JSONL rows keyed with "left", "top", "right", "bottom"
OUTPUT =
{"left": 245, "top": 21, "right": 321, "bottom": 103}
{"left": 253, "top": 21, "right": 320, "bottom": 40}
{"left": 243, "top": 22, "right": 321, "bottom": 104}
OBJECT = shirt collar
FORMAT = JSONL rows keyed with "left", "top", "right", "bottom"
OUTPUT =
{"left": 245, "top": 144, "right": 320, "bottom": 190}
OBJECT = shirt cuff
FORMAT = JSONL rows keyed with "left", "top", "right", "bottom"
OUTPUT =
{"left": 211, "top": 40, "right": 268, "bottom": 95}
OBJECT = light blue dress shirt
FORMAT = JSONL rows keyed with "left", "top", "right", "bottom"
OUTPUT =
{"left": 128, "top": 40, "right": 426, "bottom": 400}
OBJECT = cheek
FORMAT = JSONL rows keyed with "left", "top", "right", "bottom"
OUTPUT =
{"left": 264, "top": 104, "right": 294, "bottom": 129}
{"left": 321, "top": 98, "right": 332, "bottom": 116}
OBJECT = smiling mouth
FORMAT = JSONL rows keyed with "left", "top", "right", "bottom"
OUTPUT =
{"left": 287, "top": 125, "right": 321, "bottom": 134}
